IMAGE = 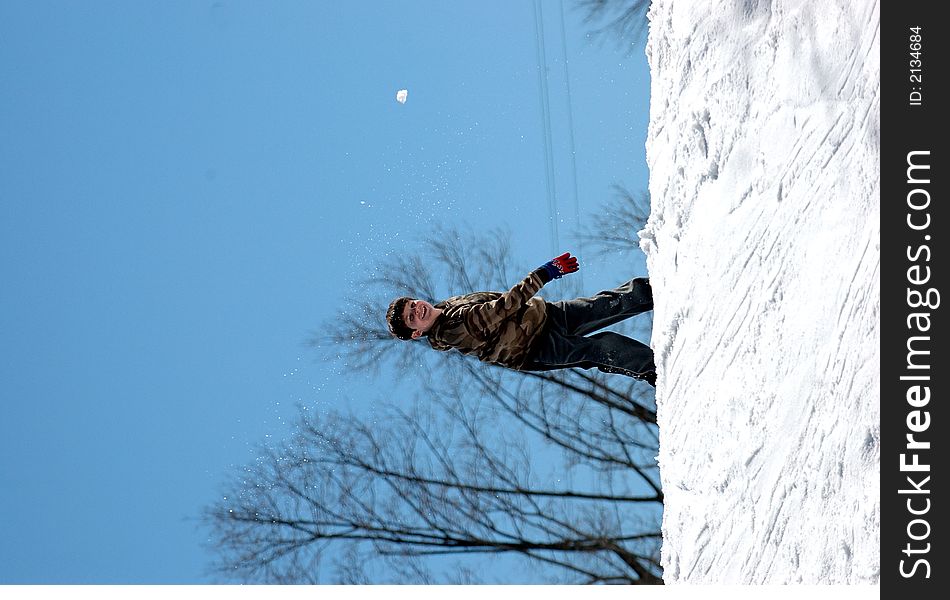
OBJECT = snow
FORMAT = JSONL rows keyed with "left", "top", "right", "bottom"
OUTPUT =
{"left": 640, "top": 0, "right": 880, "bottom": 584}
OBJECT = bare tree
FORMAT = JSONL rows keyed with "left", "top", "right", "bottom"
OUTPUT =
{"left": 575, "top": 0, "right": 652, "bottom": 52}
{"left": 205, "top": 191, "right": 661, "bottom": 583}
{"left": 575, "top": 184, "right": 651, "bottom": 258}
{"left": 206, "top": 399, "right": 662, "bottom": 584}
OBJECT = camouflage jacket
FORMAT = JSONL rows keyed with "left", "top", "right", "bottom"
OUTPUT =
{"left": 426, "top": 269, "right": 550, "bottom": 370}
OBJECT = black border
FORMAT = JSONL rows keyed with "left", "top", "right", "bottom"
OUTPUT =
{"left": 882, "top": 2, "right": 946, "bottom": 595}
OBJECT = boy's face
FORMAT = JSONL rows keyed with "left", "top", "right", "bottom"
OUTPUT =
{"left": 401, "top": 299, "right": 438, "bottom": 338}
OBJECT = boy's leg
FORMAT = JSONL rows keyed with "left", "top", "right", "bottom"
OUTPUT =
{"left": 550, "top": 278, "right": 652, "bottom": 337}
{"left": 527, "top": 324, "right": 656, "bottom": 383}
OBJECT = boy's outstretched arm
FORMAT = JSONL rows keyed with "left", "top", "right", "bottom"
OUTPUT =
{"left": 466, "top": 252, "right": 580, "bottom": 329}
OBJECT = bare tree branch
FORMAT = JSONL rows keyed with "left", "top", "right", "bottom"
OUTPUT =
{"left": 574, "top": 0, "right": 652, "bottom": 53}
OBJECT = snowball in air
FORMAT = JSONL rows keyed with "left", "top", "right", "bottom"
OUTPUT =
{"left": 396, "top": 89, "right": 408, "bottom": 104}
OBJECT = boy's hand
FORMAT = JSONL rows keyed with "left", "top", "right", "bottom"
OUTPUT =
{"left": 540, "top": 252, "right": 579, "bottom": 281}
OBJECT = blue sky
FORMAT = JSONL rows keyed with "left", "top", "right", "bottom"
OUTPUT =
{"left": 0, "top": 0, "right": 650, "bottom": 583}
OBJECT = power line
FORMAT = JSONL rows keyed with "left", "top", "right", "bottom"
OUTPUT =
{"left": 532, "top": 0, "right": 560, "bottom": 256}
{"left": 557, "top": 0, "right": 584, "bottom": 286}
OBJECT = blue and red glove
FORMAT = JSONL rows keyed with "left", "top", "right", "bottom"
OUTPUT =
{"left": 538, "top": 252, "right": 579, "bottom": 282}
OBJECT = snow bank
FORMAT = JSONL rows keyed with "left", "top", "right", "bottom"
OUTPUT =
{"left": 640, "top": 0, "right": 880, "bottom": 583}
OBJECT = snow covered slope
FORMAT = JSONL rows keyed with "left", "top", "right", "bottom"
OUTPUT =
{"left": 640, "top": 0, "right": 879, "bottom": 584}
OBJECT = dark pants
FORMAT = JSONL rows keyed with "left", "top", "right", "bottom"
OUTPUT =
{"left": 524, "top": 278, "right": 656, "bottom": 384}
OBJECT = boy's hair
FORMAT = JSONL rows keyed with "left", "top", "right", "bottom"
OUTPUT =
{"left": 386, "top": 297, "right": 415, "bottom": 340}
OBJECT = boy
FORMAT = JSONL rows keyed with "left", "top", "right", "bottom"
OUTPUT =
{"left": 386, "top": 252, "right": 656, "bottom": 386}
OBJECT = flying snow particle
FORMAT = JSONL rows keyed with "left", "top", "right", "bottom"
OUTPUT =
{"left": 396, "top": 89, "right": 408, "bottom": 104}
